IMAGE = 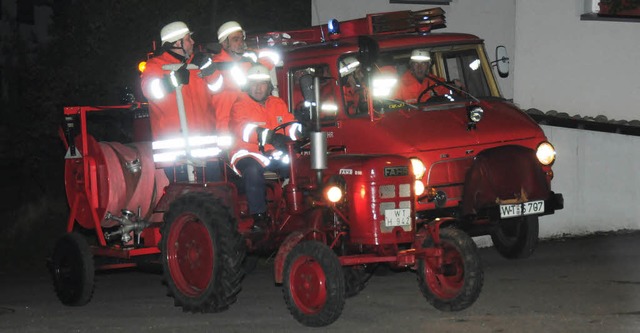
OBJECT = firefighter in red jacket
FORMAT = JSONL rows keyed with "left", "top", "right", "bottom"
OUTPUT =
{"left": 229, "top": 64, "right": 300, "bottom": 232}
{"left": 140, "top": 21, "right": 218, "bottom": 181}
{"left": 395, "top": 49, "right": 451, "bottom": 104}
{"left": 208, "top": 21, "right": 278, "bottom": 132}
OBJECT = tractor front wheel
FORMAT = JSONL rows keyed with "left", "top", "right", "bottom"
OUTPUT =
{"left": 160, "top": 192, "right": 245, "bottom": 313}
{"left": 283, "top": 241, "right": 345, "bottom": 327}
{"left": 417, "top": 227, "right": 483, "bottom": 311}
{"left": 50, "top": 232, "right": 95, "bottom": 306}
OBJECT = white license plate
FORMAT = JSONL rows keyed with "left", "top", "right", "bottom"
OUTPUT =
{"left": 384, "top": 208, "right": 411, "bottom": 227}
{"left": 500, "top": 200, "right": 545, "bottom": 219}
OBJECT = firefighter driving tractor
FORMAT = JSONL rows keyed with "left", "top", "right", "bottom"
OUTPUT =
{"left": 49, "top": 13, "right": 486, "bottom": 327}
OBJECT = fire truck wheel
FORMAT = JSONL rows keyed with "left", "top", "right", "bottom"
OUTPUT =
{"left": 417, "top": 227, "right": 483, "bottom": 311}
{"left": 50, "top": 232, "right": 95, "bottom": 306}
{"left": 490, "top": 215, "right": 539, "bottom": 259}
{"left": 283, "top": 241, "right": 345, "bottom": 327}
{"left": 343, "top": 265, "right": 372, "bottom": 298}
{"left": 161, "top": 192, "right": 245, "bottom": 313}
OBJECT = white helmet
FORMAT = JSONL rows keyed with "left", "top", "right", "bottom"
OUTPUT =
{"left": 410, "top": 49, "right": 431, "bottom": 62}
{"left": 217, "top": 21, "right": 244, "bottom": 42}
{"left": 247, "top": 64, "right": 271, "bottom": 82}
{"left": 339, "top": 56, "right": 360, "bottom": 77}
{"left": 160, "top": 21, "right": 192, "bottom": 44}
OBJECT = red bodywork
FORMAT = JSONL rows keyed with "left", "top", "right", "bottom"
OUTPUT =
{"left": 248, "top": 15, "right": 563, "bottom": 235}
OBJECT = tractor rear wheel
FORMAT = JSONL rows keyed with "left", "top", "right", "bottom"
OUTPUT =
{"left": 491, "top": 215, "right": 539, "bottom": 259}
{"left": 50, "top": 232, "right": 95, "bottom": 306}
{"left": 417, "top": 227, "right": 483, "bottom": 311}
{"left": 283, "top": 241, "right": 345, "bottom": 327}
{"left": 160, "top": 192, "right": 245, "bottom": 313}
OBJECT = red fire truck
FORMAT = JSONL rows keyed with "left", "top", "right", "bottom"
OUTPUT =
{"left": 248, "top": 7, "right": 563, "bottom": 259}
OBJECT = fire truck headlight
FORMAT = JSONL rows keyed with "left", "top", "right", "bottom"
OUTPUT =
{"left": 325, "top": 185, "right": 343, "bottom": 203}
{"left": 468, "top": 106, "right": 484, "bottom": 123}
{"left": 414, "top": 180, "right": 425, "bottom": 197}
{"left": 536, "top": 141, "right": 556, "bottom": 166}
{"left": 410, "top": 158, "right": 426, "bottom": 180}
{"left": 372, "top": 75, "right": 397, "bottom": 98}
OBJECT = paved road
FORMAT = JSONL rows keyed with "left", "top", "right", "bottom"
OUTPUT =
{"left": 1, "top": 232, "right": 639, "bottom": 333}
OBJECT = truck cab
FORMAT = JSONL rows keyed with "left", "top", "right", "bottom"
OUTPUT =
{"left": 250, "top": 7, "right": 564, "bottom": 258}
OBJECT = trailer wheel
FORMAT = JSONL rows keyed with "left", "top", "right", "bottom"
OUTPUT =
{"left": 161, "top": 192, "right": 245, "bottom": 313}
{"left": 50, "top": 232, "right": 95, "bottom": 306}
{"left": 417, "top": 227, "right": 483, "bottom": 311}
{"left": 491, "top": 215, "right": 539, "bottom": 259}
{"left": 283, "top": 241, "right": 345, "bottom": 327}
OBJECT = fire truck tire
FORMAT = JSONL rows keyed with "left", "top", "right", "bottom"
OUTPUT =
{"left": 417, "top": 227, "right": 483, "bottom": 311}
{"left": 160, "top": 192, "right": 245, "bottom": 313}
{"left": 283, "top": 241, "right": 345, "bottom": 327}
{"left": 343, "top": 265, "right": 372, "bottom": 298}
{"left": 50, "top": 232, "right": 95, "bottom": 306}
{"left": 490, "top": 215, "right": 539, "bottom": 259}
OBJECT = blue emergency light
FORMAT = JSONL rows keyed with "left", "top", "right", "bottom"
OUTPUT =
{"left": 328, "top": 19, "right": 340, "bottom": 35}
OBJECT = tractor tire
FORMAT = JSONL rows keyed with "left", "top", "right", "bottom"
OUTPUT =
{"left": 283, "top": 241, "right": 345, "bottom": 327}
{"left": 50, "top": 232, "right": 95, "bottom": 306}
{"left": 160, "top": 192, "right": 245, "bottom": 313}
{"left": 343, "top": 265, "right": 372, "bottom": 298}
{"left": 491, "top": 215, "right": 539, "bottom": 259}
{"left": 417, "top": 227, "right": 483, "bottom": 312}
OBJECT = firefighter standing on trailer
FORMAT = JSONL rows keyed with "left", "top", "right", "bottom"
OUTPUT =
{"left": 140, "top": 21, "right": 217, "bottom": 181}
{"left": 228, "top": 64, "right": 300, "bottom": 232}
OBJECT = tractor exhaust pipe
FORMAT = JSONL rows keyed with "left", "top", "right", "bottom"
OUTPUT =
{"left": 309, "top": 76, "right": 327, "bottom": 186}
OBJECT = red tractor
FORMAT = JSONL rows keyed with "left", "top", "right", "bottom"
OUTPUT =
{"left": 247, "top": 7, "right": 564, "bottom": 260}
{"left": 51, "top": 72, "right": 483, "bottom": 325}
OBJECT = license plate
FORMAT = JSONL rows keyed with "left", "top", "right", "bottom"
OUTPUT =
{"left": 384, "top": 208, "right": 411, "bottom": 227}
{"left": 500, "top": 200, "right": 545, "bottom": 219}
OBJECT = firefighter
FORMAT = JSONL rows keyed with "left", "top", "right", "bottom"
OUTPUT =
{"left": 209, "top": 21, "right": 280, "bottom": 132}
{"left": 140, "top": 21, "right": 218, "bottom": 182}
{"left": 228, "top": 64, "right": 301, "bottom": 232}
{"left": 395, "top": 49, "right": 450, "bottom": 104}
{"left": 339, "top": 56, "right": 367, "bottom": 115}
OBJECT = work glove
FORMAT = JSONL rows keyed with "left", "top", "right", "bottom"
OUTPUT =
{"left": 269, "top": 133, "right": 292, "bottom": 152}
{"left": 167, "top": 63, "right": 190, "bottom": 88}
{"left": 192, "top": 53, "right": 217, "bottom": 77}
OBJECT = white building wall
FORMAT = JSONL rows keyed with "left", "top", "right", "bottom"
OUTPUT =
{"left": 513, "top": 0, "right": 640, "bottom": 120}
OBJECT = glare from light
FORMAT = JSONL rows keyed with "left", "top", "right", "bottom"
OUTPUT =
{"left": 414, "top": 180, "right": 425, "bottom": 197}
{"left": 410, "top": 158, "right": 427, "bottom": 180}
{"left": 326, "top": 186, "right": 343, "bottom": 203}
{"left": 372, "top": 76, "right": 398, "bottom": 97}
{"left": 469, "top": 59, "right": 481, "bottom": 71}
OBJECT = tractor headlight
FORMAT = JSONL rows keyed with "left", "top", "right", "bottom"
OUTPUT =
{"left": 325, "top": 185, "right": 343, "bottom": 203}
{"left": 536, "top": 141, "right": 556, "bottom": 166}
{"left": 410, "top": 158, "right": 426, "bottom": 180}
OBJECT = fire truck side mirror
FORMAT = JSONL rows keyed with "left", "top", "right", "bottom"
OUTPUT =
{"left": 495, "top": 45, "right": 510, "bottom": 78}
{"left": 357, "top": 36, "right": 379, "bottom": 71}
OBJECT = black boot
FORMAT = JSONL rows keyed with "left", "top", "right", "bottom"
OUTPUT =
{"left": 250, "top": 213, "right": 270, "bottom": 233}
